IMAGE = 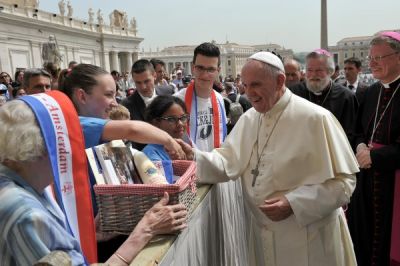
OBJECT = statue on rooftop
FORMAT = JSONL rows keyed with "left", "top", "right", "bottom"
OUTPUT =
{"left": 97, "top": 9, "right": 104, "bottom": 25}
{"left": 122, "top": 12, "right": 128, "bottom": 28}
{"left": 130, "top": 17, "right": 137, "bottom": 35}
{"left": 88, "top": 8, "right": 94, "bottom": 24}
{"left": 58, "top": 0, "right": 65, "bottom": 16}
{"left": 24, "top": 0, "right": 39, "bottom": 8}
{"left": 109, "top": 12, "right": 115, "bottom": 27}
{"left": 66, "top": 0, "right": 73, "bottom": 17}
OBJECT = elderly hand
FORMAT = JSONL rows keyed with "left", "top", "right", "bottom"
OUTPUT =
{"left": 138, "top": 192, "right": 187, "bottom": 237}
{"left": 164, "top": 137, "right": 186, "bottom": 160}
{"left": 356, "top": 144, "right": 372, "bottom": 169}
{"left": 259, "top": 196, "right": 293, "bottom": 222}
{"left": 175, "top": 139, "right": 194, "bottom": 160}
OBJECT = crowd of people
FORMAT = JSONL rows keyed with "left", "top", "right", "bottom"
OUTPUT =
{"left": 0, "top": 31, "right": 399, "bottom": 266}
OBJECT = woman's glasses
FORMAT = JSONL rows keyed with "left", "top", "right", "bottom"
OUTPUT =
{"left": 158, "top": 114, "right": 190, "bottom": 125}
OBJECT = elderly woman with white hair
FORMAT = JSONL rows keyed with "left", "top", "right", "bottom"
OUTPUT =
{"left": 0, "top": 92, "right": 187, "bottom": 265}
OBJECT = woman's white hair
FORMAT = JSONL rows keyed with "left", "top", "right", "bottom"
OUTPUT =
{"left": 0, "top": 100, "right": 45, "bottom": 162}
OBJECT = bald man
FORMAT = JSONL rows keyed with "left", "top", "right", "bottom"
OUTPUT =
{"left": 284, "top": 59, "right": 301, "bottom": 87}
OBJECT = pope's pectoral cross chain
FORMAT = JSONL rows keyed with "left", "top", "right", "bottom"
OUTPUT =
{"left": 250, "top": 93, "right": 292, "bottom": 188}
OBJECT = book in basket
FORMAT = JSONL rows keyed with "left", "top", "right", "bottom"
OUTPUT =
{"left": 85, "top": 140, "right": 140, "bottom": 185}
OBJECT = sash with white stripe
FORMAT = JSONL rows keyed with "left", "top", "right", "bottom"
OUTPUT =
{"left": 20, "top": 91, "right": 97, "bottom": 263}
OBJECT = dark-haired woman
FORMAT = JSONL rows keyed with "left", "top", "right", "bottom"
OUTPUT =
{"left": 12, "top": 87, "right": 26, "bottom": 98}
{"left": 143, "top": 95, "right": 191, "bottom": 162}
{"left": 12, "top": 70, "right": 24, "bottom": 89}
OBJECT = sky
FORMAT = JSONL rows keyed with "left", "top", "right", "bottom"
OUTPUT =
{"left": 38, "top": 0, "right": 399, "bottom": 53}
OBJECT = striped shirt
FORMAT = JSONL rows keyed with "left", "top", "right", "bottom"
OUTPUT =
{"left": 0, "top": 164, "right": 86, "bottom": 266}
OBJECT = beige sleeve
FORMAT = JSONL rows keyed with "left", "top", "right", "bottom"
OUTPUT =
{"left": 285, "top": 173, "right": 356, "bottom": 227}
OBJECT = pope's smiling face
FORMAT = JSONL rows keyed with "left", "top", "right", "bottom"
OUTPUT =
{"left": 241, "top": 60, "right": 285, "bottom": 113}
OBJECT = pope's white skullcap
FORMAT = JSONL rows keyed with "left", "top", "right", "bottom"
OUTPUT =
{"left": 249, "top": 52, "right": 284, "bottom": 72}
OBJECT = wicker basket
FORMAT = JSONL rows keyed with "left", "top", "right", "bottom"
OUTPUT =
{"left": 94, "top": 160, "right": 197, "bottom": 235}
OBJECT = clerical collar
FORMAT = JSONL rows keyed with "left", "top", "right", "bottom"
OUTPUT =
{"left": 262, "top": 88, "right": 290, "bottom": 117}
{"left": 382, "top": 73, "right": 400, "bottom": 88}
{"left": 138, "top": 88, "right": 157, "bottom": 106}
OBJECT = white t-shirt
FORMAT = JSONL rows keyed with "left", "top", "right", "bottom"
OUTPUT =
{"left": 175, "top": 88, "right": 226, "bottom": 152}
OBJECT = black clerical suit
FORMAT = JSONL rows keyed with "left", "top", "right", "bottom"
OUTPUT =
{"left": 343, "top": 80, "right": 369, "bottom": 105}
{"left": 347, "top": 78, "right": 400, "bottom": 266}
{"left": 289, "top": 81, "right": 358, "bottom": 144}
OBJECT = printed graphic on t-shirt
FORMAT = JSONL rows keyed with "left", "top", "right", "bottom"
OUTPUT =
{"left": 197, "top": 107, "right": 213, "bottom": 140}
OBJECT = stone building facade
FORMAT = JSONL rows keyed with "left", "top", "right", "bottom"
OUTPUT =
{"left": 329, "top": 29, "right": 400, "bottom": 71}
{"left": 0, "top": 1, "right": 143, "bottom": 77}
{"left": 141, "top": 42, "right": 293, "bottom": 78}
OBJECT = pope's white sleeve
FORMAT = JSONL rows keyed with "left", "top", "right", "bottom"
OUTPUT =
{"left": 195, "top": 148, "right": 240, "bottom": 184}
{"left": 284, "top": 173, "right": 356, "bottom": 227}
{"left": 194, "top": 109, "right": 257, "bottom": 184}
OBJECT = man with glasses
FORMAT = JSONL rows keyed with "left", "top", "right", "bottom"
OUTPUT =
{"left": 290, "top": 49, "right": 358, "bottom": 143}
{"left": 175, "top": 42, "right": 227, "bottom": 152}
{"left": 347, "top": 31, "right": 400, "bottom": 266}
{"left": 22, "top": 68, "right": 52, "bottom": 95}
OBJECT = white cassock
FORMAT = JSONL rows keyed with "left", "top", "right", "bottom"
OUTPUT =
{"left": 195, "top": 89, "right": 359, "bottom": 266}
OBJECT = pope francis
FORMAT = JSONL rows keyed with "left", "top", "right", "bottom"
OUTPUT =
{"left": 194, "top": 52, "right": 359, "bottom": 266}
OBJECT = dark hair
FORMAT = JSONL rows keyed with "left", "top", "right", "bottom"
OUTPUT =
{"left": 57, "top": 68, "right": 70, "bottom": 91}
{"left": 23, "top": 68, "right": 51, "bottom": 88}
{"left": 0, "top": 72, "right": 11, "bottom": 79}
{"left": 110, "top": 70, "right": 120, "bottom": 76}
{"left": 224, "top": 82, "right": 234, "bottom": 93}
{"left": 131, "top": 59, "right": 155, "bottom": 74}
{"left": 12, "top": 87, "right": 24, "bottom": 98}
{"left": 344, "top": 57, "right": 362, "bottom": 69}
{"left": 0, "top": 72, "right": 12, "bottom": 85}
{"left": 14, "top": 70, "right": 24, "bottom": 82}
{"left": 144, "top": 95, "right": 187, "bottom": 123}
{"left": 193, "top": 42, "right": 221, "bottom": 66}
{"left": 60, "top": 64, "right": 108, "bottom": 100}
{"left": 68, "top": 61, "right": 78, "bottom": 68}
{"left": 150, "top": 58, "right": 166, "bottom": 69}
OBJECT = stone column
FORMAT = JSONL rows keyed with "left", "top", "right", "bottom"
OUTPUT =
{"left": 183, "top": 62, "right": 189, "bottom": 75}
{"left": 131, "top": 52, "right": 139, "bottom": 64}
{"left": 125, "top": 52, "right": 132, "bottom": 73}
{"left": 109, "top": 51, "right": 119, "bottom": 72}
{"left": 102, "top": 51, "right": 110, "bottom": 72}
{"left": 321, "top": 0, "right": 328, "bottom": 49}
{"left": 119, "top": 52, "right": 132, "bottom": 73}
